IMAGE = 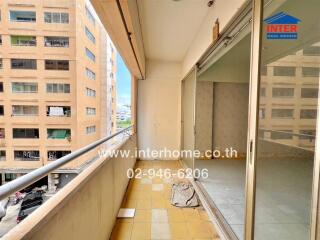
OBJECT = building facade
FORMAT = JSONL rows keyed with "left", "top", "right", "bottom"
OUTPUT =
{"left": 0, "top": 0, "right": 117, "bottom": 189}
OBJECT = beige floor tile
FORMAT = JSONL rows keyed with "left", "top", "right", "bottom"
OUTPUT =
{"left": 131, "top": 222, "right": 151, "bottom": 240}
{"left": 151, "top": 198, "right": 166, "bottom": 209}
{"left": 152, "top": 209, "right": 168, "bottom": 222}
{"left": 110, "top": 222, "right": 133, "bottom": 240}
{"left": 134, "top": 209, "right": 151, "bottom": 222}
{"left": 198, "top": 209, "right": 210, "bottom": 221}
{"left": 187, "top": 221, "right": 213, "bottom": 239}
{"left": 167, "top": 209, "right": 185, "bottom": 222}
{"left": 151, "top": 223, "right": 171, "bottom": 239}
{"left": 183, "top": 208, "right": 201, "bottom": 221}
{"left": 170, "top": 222, "right": 190, "bottom": 239}
{"left": 136, "top": 199, "right": 152, "bottom": 209}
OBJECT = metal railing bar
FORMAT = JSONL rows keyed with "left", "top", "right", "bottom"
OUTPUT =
{"left": 259, "top": 128, "right": 316, "bottom": 139}
{"left": 0, "top": 125, "right": 133, "bottom": 200}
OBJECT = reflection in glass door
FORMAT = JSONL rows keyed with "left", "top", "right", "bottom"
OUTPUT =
{"left": 254, "top": 0, "right": 320, "bottom": 239}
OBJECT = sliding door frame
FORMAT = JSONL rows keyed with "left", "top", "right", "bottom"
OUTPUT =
{"left": 245, "top": 1, "right": 320, "bottom": 240}
{"left": 244, "top": 0, "right": 263, "bottom": 239}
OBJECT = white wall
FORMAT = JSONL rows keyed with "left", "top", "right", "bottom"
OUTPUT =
{"left": 137, "top": 60, "right": 181, "bottom": 160}
{"left": 182, "top": 0, "right": 247, "bottom": 77}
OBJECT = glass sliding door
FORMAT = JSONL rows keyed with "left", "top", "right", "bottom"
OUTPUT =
{"left": 181, "top": 68, "right": 196, "bottom": 168}
{"left": 252, "top": 0, "right": 320, "bottom": 239}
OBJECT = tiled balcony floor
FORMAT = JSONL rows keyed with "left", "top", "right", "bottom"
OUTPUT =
{"left": 110, "top": 160, "right": 220, "bottom": 240}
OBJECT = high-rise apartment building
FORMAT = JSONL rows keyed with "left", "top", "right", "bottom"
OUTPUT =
{"left": 0, "top": 0, "right": 117, "bottom": 189}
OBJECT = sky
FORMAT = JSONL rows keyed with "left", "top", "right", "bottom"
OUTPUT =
{"left": 116, "top": 53, "right": 131, "bottom": 108}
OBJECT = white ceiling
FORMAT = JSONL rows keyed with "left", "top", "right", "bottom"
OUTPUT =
{"left": 137, "top": 0, "right": 210, "bottom": 62}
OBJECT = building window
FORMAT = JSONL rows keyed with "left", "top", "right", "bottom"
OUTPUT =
{"left": 85, "top": 6, "right": 95, "bottom": 25}
{"left": 259, "top": 109, "right": 265, "bottom": 119}
{"left": 260, "top": 88, "right": 266, "bottom": 97}
{"left": 12, "top": 105, "right": 38, "bottom": 116}
{"left": 11, "top": 35, "right": 36, "bottom": 46}
{"left": 0, "top": 151, "right": 5, "bottom": 161}
{"left": 47, "top": 129, "right": 71, "bottom": 139}
{"left": 47, "top": 106, "right": 71, "bottom": 117}
{"left": 0, "top": 59, "right": 2, "bottom": 69}
{"left": 45, "top": 60, "right": 69, "bottom": 70}
{"left": 86, "top": 107, "right": 96, "bottom": 115}
{"left": 301, "top": 88, "right": 318, "bottom": 98}
{"left": 272, "top": 88, "right": 294, "bottom": 98}
{"left": 0, "top": 106, "right": 3, "bottom": 116}
{"left": 299, "top": 130, "right": 316, "bottom": 140}
{"left": 86, "top": 68, "right": 96, "bottom": 80}
{"left": 273, "top": 66, "right": 296, "bottom": 76}
{"left": 261, "top": 66, "right": 268, "bottom": 76}
{"left": 85, "top": 26, "right": 95, "bottom": 44}
{"left": 13, "top": 128, "right": 39, "bottom": 139}
{"left": 85, "top": 48, "right": 95, "bottom": 62}
{"left": 86, "top": 88, "right": 96, "bottom": 97}
{"left": 12, "top": 82, "right": 38, "bottom": 93}
{"left": 86, "top": 126, "right": 96, "bottom": 134}
{"left": 5, "top": 173, "right": 17, "bottom": 181}
{"left": 48, "top": 151, "right": 71, "bottom": 161}
{"left": 271, "top": 109, "right": 294, "bottom": 119}
{"left": 46, "top": 83, "right": 70, "bottom": 93}
{"left": 302, "top": 67, "right": 320, "bottom": 77}
{"left": 0, "top": 35, "right": 3, "bottom": 45}
{"left": 14, "top": 151, "right": 40, "bottom": 161}
{"left": 44, "top": 12, "right": 69, "bottom": 24}
{"left": 271, "top": 130, "right": 293, "bottom": 140}
{"left": 9, "top": 11, "right": 36, "bottom": 22}
{"left": 44, "top": 36, "right": 69, "bottom": 48}
{"left": 11, "top": 59, "right": 37, "bottom": 69}
{"left": 0, "top": 128, "right": 5, "bottom": 138}
{"left": 303, "top": 46, "right": 320, "bottom": 56}
{"left": 300, "top": 109, "right": 317, "bottom": 119}
{"left": 0, "top": 82, "right": 3, "bottom": 92}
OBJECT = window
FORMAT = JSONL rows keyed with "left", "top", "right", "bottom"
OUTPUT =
{"left": 0, "top": 82, "right": 3, "bottom": 92}
{"left": 86, "top": 107, "right": 96, "bottom": 115}
{"left": 0, "top": 59, "right": 2, "bottom": 69}
{"left": 44, "top": 36, "right": 69, "bottom": 48}
{"left": 272, "top": 88, "right": 294, "bottom": 98}
{"left": 85, "top": 27, "right": 95, "bottom": 44}
{"left": 12, "top": 82, "right": 38, "bottom": 93}
{"left": 259, "top": 109, "right": 265, "bottom": 119}
{"left": 47, "top": 129, "right": 71, "bottom": 139}
{"left": 12, "top": 105, "right": 38, "bottom": 116}
{"left": 47, "top": 106, "right": 71, "bottom": 117}
{"left": 44, "top": 12, "right": 69, "bottom": 23}
{"left": 86, "top": 126, "right": 96, "bottom": 134}
{"left": 86, "top": 68, "right": 96, "bottom": 80}
{"left": 85, "top": 6, "right": 95, "bottom": 25}
{"left": 301, "top": 88, "right": 318, "bottom": 98}
{"left": 85, "top": 48, "right": 95, "bottom": 62}
{"left": 10, "top": 11, "right": 36, "bottom": 22}
{"left": 14, "top": 151, "right": 39, "bottom": 161}
{"left": 271, "top": 109, "right": 294, "bottom": 119}
{"left": 273, "top": 66, "right": 296, "bottom": 76}
{"left": 46, "top": 83, "right": 70, "bottom": 93}
{"left": 48, "top": 151, "right": 71, "bottom": 161}
{"left": 302, "top": 67, "right": 320, "bottom": 77}
{"left": 299, "top": 130, "right": 316, "bottom": 140}
{"left": 300, "top": 109, "right": 317, "bottom": 119}
{"left": 0, "top": 128, "right": 5, "bottom": 138}
{"left": 11, "top": 35, "right": 36, "bottom": 46}
{"left": 86, "top": 88, "right": 96, "bottom": 97}
{"left": 5, "top": 173, "right": 17, "bottom": 181}
{"left": 11, "top": 59, "right": 37, "bottom": 69}
{"left": 303, "top": 46, "right": 320, "bottom": 56}
{"left": 0, "top": 151, "right": 5, "bottom": 161}
{"left": 45, "top": 60, "right": 69, "bottom": 70}
{"left": 0, "top": 35, "right": 2, "bottom": 45}
{"left": 271, "top": 130, "right": 293, "bottom": 140}
{"left": 13, "top": 128, "right": 39, "bottom": 138}
{"left": 261, "top": 66, "right": 268, "bottom": 76}
{"left": 0, "top": 106, "right": 3, "bottom": 116}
